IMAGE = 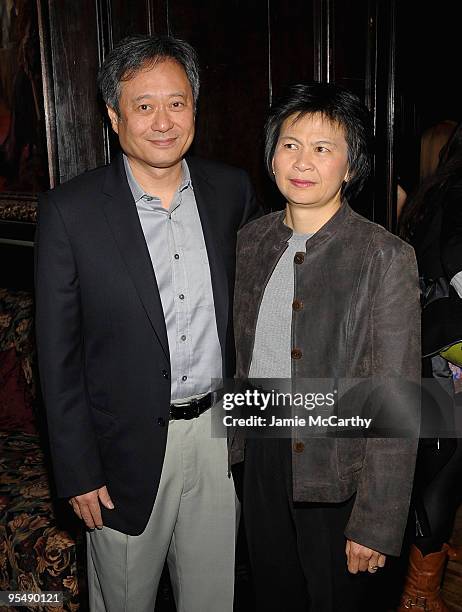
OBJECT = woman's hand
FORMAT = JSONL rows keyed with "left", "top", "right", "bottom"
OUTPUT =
{"left": 345, "top": 539, "right": 386, "bottom": 574}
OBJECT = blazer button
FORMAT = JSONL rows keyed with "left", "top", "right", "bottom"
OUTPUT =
{"left": 292, "top": 299, "right": 303, "bottom": 311}
{"left": 161, "top": 369, "right": 169, "bottom": 379}
{"left": 293, "top": 441, "right": 305, "bottom": 453}
{"left": 157, "top": 417, "right": 166, "bottom": 427}
{"left": 291, "top": 348, "right": 302, "bottom": 360}
{"left": 294, "top": 252, "right": 305, "bottom": 264}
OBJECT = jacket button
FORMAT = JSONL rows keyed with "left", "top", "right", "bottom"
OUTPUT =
{"left": 292, "top": 299, "right": 303, "bottom": 311}
{"left": 291, "top": 348, "right": 302, "bottom": 359}
{"left": 294, "top": 252, "right": 305, "bottom": 264}
{"left": 157, "top": 417, "right": 166, "bottom": 426}
{"left": 293, "top": 441, "right": 305, "bottom": 453}
{"left": 161, "top": 369, "right": 169, "bottom": 379}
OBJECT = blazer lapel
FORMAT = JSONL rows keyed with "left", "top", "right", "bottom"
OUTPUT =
{"left": 188, "top": 160, "right": 229, "bottom": 355}
{"left": 101, "top": 155, "right": 169, "bottom": 361}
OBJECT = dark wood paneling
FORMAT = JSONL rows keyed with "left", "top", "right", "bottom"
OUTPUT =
{"left": 47, "top": 0, "right": 106, "bottom": 183}
{"left": 147, "top": 0, "right": 169, "bottom": 35}
{"left": 167, "top": 0, "right": 270, "bottom": 207}
{"left": 109, "top": 0, "right": 150, "bottom": 43}
{"left": 269, "top": 0, "right": 317, "bottom": 96}
{"left": 370, "top": 0, "right": 396, "bottom": 229}
{"left": 331, "top": 0, "right": 369, "bottom": 100}
{"left": 312, "top": 0, "right": 332, "bottom": 82}
{"left": 167, "top": 1, "right": 270, "bottom": 172}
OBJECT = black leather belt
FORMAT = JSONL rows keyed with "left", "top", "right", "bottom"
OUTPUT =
{"left": 169, "top": 392, "right": 214, "bottom": 420}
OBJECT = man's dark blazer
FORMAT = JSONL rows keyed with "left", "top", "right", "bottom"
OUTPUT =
{"left": 35, "top": 153, "right": 259, "bottom": 535}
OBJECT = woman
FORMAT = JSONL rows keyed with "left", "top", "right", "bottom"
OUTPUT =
{"left": 230, "top": 83, "right": 421, "bottom": 611}
{"left": 397, "top": 121, "right": 462, "bottom": 612}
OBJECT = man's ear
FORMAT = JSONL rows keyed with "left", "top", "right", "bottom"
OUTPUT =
{"left": 107, "top": 105, "right": 119, "bottom": 134}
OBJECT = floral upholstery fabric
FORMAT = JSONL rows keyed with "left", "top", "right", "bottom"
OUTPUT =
{"left": 0, "top": 289, "right": 85, "bottom": 611}
{"left": 0, "top": 289, "right": 36, "bottom": 433}
{"left": 0, "top": 432, "right": 85, "bottom": 611}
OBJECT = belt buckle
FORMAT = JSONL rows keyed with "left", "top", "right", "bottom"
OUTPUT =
{"left": 189, "top": 398, "right": 201, "bottom": 419}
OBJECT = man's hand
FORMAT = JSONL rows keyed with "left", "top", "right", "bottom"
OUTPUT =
{"left": 69, "top": 486, "right": 114, "bottom": 529}
{"left": 345, "top": 539, "right": 386, "bottom": 574}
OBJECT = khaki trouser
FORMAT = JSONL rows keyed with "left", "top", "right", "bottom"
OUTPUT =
{"left": 87, "top": 407, "right": 238, "bottom": 612}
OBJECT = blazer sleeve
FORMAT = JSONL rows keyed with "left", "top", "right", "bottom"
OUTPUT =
{"left": 344, "top": 242, "right": 421, "bottom": 556}
{"left": 35, "top": 192, "right": 105, "bottom": 498}
{"left": 238, "top": 170, "right": 262, "bottom": 229}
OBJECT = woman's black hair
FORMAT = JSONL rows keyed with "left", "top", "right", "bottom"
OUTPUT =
{"left": 264, "top": 82, "right": 372, "bottom": 202}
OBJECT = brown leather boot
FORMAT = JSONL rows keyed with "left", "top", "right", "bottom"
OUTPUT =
{"left": 447, "top": 543, "right": 462, "bottom": 562}
{"left": 397, "top": 544, "right": 449, "bottom": 611}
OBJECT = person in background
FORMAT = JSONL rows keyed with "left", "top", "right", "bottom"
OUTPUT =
{"left": 230, "top": 82, "right": 421, "bottom": 611}
{"left": 35, "top": 34, "right": 259, "bottom": 612}
{"left": 397, "top": 120, "right": 457, "bottom": 221}
{"left": 420, "top": 120, "right": 458, "bottom": 182}
{"left": 398, "top": 120, "right": 462, "bottom": 611}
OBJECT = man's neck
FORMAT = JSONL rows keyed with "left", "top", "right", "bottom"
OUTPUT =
{"left": 284, "top": 199, "right": 342, "bottom": 234}
{"left": 127, "top": 157, "right": 184, "bottom": 209}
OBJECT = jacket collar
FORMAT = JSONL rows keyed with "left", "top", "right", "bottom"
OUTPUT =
{"left": 270, "top": 200, "right": 353, "bottom": 248}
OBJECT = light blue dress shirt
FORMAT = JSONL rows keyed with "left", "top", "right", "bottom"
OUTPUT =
{"left": 123, "top": 155, "right": 222, "bottom": 402}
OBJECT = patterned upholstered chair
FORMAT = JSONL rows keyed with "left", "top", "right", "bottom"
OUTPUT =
{"left": 0, "top": 288, "right": 85, "bottom": 611}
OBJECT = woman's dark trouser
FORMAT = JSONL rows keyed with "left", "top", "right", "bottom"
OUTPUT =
{"left": 414, "top": 357, "right": 462, "bottom": 554}
{"left": 243, "top": 437, "right": 370, "bottom": 612}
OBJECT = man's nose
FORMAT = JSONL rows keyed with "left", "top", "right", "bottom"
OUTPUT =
{"left": 151, "top": 106, "right": 174, "bottom": 132}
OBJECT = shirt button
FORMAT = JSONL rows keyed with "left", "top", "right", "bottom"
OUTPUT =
{"left": 293, "top": 441, "right": 305, "bottom": 453}
{"left": 294, "top": 252, "right": 305, "bottom": 264}
{"left": 161, "top": 369, "right": 169, "bottom": 379}
{"left": 292, "top": 299, "right": 303, "bottom": 311}
{"left": 291, "top": 348, "right": 303, "bottom": 360}
{"left": 174, "top": 254, "right": 180, "bottom": 260}
{"left": 182, "top": 375, "right": 188, "bottom": 381}
{"left": 157, "top": 417, "right": 166, "bottom": 426}
{"left": 179, "top": 294, "right": 185, "bottom": 300}
{"left": 181, "top": 335, "right": 187, "bottom": 341}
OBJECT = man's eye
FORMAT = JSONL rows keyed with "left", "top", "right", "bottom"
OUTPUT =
{"left": 315, "top": 146, "right": 329, "bottom": 153}
{"left": 171, "top": 101, "right": 185, "bottom": 108}
{"left": 139, "top": 104, "right": 150, "bottom": 111}
{"left": 283, "top": 143, "right": 297, "bottom": 150}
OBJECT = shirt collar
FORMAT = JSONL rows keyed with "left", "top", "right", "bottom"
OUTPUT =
{"left": 123, "top": 154, "right": 192, "bottom": 204}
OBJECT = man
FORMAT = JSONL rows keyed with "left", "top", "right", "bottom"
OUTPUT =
{"left": 35, "top": 35, "right": 258, "bottom": 612}
{"left": 230, "top": 83, "right": 421, "bottom": 611}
